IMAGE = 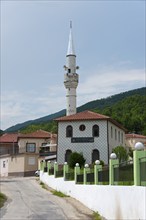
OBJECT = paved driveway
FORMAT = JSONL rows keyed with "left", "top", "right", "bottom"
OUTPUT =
{"left": 0, "top": 177, "right": 93, "bottom": 220}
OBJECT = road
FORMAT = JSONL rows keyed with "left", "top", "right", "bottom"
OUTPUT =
{"left": 0, "top": 177, "right": 93, "bottom": 220}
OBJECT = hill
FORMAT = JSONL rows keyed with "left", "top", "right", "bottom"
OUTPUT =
{"left": 5, "top": 87, "right": 146, "bottom": 134}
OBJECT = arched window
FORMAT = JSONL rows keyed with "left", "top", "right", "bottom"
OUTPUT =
{"left": 65, "top": 149, "right": 72, "bottom": 163}
{"left": 92, "top": 125, "right": 99, "bottom": 137}
{"left": 66, "top": 125, "right": 73, "bottom": 137}
{"left": 92, "top": 149, "right": 100, "bottom": 163}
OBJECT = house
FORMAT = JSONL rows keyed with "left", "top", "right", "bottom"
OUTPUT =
{"left": 55, "top": 110, "right": 126, "bottom": 165}
{"left": 0, "top": 130, "right": 57, "bottom": 177}
{"left": 126, "top": 133, "right": 146, "bottom": 149}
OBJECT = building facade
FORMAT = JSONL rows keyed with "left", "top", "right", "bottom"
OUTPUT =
{"left": 56, "top": 111, "right": 126, "bottom": 165}
{"left": 0, "top": 130, "right": 57, "bottom": 177}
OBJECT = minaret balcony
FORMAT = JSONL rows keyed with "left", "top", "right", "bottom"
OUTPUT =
{"left": 64, "top": 73, "right": 79, "bottom": 88}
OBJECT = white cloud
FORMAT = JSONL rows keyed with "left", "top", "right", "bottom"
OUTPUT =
{"left": 1, "top": 67, "right": 145, "bottom": 130}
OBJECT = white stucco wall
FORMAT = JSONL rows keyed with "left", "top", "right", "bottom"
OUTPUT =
{"left": 40, "top": 171, "right": 146, "bottom": 220}
{"left": 108, "top": 121, "right": 126, "bottom": 155}
{"left": 57, "top": 120, "right": 108, "bottom": 164}
{"left": 0, "top": 156, "right": 9, "bottom": 177}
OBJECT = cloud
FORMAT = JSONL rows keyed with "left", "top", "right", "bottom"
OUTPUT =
{"left": 1, "top": 67, "right": 145, "bottom": 130}
{"left": 77, "top": 67, "right": 145, "bottom": 105}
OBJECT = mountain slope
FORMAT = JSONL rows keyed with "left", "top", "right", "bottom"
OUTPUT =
{"left": 5, "top": 87, "right": 146, "bottom": 133}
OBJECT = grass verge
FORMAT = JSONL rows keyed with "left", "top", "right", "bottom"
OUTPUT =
{"left": 92, "top": 211, "right": 102, "bottom": 220}
{"left": 39, "top": 181, "right": 48, "bottom": 190}
{"left": 50, "top": 190, "right": 69, "bottom": 198}
{"left": 0, "top": 192, "right": 7, "bottom": 208}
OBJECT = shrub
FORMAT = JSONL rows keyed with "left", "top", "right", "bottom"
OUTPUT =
{"left": 68, "top": 152, "right": 86, "bottom": 169}
{"left": 112, "top": 146, "right": 128, "bottom": 163}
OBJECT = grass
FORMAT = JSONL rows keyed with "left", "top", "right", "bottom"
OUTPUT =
{"left": 39, "top": 181, "right": 48, "bottom": 190}
{"left": 0, "top": 192, "right": 7, "bottom": 208}
{"left": 50, "top": 190, "right": 69, "bottom": 198}
{"left": 92, "top": 211, "right": 102, "bottom": 220}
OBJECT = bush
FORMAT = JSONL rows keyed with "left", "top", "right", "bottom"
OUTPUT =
{"left": 112, "top": 146, "right": 128, "bottom": 163}
{"left": 68, "top": 152, "right": 86, "bottom": 169}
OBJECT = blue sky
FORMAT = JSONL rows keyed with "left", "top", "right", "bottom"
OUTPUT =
{"left": 1, "top": 1, "right": 145, "bottom": 130}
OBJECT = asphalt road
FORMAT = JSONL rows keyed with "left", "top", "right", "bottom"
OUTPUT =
{"left": 0, "top": 177, "right": 93, "bottom": 220}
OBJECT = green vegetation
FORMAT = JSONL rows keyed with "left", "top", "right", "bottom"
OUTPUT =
{"left": 40, "top": 181, "right": 48, "bottom": 190}
{"left": 93, "top": 94, "right": 146, "bottom": 135}
{"left": 92, "top": 211, "right": 102, "bottom": 220}
{"left": 112, "top": 146, "right": 128, "bottom": 163}
{"left": 68, "top": 152, "right": 86, "bottom": 169}
{"left": 21, "top": 121, "right": 58, "bottom": 134}
{"left": 0, "top": 192, "right": 7, "bottom": 208}
{"left": 51, "top": 190, "right": 69, "bottom": 197}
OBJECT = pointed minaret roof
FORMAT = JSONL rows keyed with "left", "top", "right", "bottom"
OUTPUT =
{"left": 67, "top": 21, "right": 76, "bottom": 56}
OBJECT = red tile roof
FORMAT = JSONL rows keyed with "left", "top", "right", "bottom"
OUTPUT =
{"left": 55, "top": 110, "right": 109, "bottom": 121}
{"left": 0, "top": 133, "right": 19, "bottom": 143}
{"left": 55, "top": 110, "right": 126, "bottom": 131}
{"left": 126, "top": 134, "right": 146, "bottom": 139}
{"left": 18, "top": 130, "right": 52, "bottom": 139}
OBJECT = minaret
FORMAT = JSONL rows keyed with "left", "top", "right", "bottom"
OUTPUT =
{"left": 64, "top": 22, "right": 79, "bottom": 116}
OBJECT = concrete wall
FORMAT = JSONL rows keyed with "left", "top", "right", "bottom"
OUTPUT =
{"left": 0, "top": 156, "right": 9, "bottom": 177}
{"left": 40, "top": 171, "right": 146, "bottom": 220}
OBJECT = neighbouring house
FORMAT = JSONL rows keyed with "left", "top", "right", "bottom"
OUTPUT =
{"left": 0, "top": 130, "right": 57, "bottom": 177}
{"left": 55, "top": 110, "right": 127, "bottom": 165}
{"left": 126, "top": 133, "right": 146, "bottom": 149}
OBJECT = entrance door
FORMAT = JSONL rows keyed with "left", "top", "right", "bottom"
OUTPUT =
{"left": 65, "top": 150, "right": 72, "bottom": 163}
{"left": 92, "top": 149, "right": 100, "bottom": 163}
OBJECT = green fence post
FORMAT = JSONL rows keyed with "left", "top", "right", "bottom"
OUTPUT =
{"left": 63, "top": 162, "right": 69, "bottom": 180}
{"left": 75, "top": 163, "right": 80, "bottom": 184}
{"left": 94, "top": 160, "right": 102, "bottom": 185}
{"left": 134, "top": 142, "right": 145, "bottom": 186}
{"left": 109, "top": 153, "right": 119, "bottom": 185}
{"left": 47, "top": 161, "right": 51, "bottom": 175}
{"left": 84, "top": 164, "right": 90, "bottom": 184}
{"left": 54, "top": 162, "right": 58, "bottom": 178}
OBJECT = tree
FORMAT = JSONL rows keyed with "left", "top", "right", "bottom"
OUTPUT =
{"left": 68, "top": 152, "right": 86, "bottom": 169}
{"left": 112, "top": 146, "right": 128, "bottom": 163}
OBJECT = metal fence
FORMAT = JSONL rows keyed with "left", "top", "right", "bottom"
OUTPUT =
{"left": 140, "top": 157, "right": 146, "bottom": 186}
{"left": 49, "top": 168, "right": 54, "bottom": 175}
{"left": 65, "top": 171, "right": 74, "bottom": 181}
{"left": 76, "top": 174, "right": 84, "bottom": 184}
{"left": 55, "top": 170, "right": 63, "bottom": 178}
{"left": 87, "top": 171, "right": 94, "bottom": 184}
{"left": 114, "top": 161, "right": 133, "bottom": 185}
{"left": 98, "top": 168, "right": 109, "bottom": 184}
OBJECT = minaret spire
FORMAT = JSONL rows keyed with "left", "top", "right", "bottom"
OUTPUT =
{"left": 64, "top": 22, "right": 79, "bottom": 116}
{"left": 67, "top": 21, "right": 75, "bottom": 56}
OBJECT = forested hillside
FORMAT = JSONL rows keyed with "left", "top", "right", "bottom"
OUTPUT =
{"left": 4, "top": 87, "right": 146, "bottom": 135}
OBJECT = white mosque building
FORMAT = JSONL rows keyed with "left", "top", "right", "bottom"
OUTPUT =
{"left": 55, "top": 24, "right": 126, "bottom": 165}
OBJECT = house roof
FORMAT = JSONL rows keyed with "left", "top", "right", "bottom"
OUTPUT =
{"left": 126, "top": 134, "right": 146, "bottom": 139}
{"left": 55, "top": 110, "right": 126, "bottom": 131}
{"left": 55, "top": 110, "right": 109, "bottom": 121}
{"left": 0, "top": 133, "right": 18, "bottom": 143}
{"left": 18, "top": 130, "right": 52, "bottom": 139}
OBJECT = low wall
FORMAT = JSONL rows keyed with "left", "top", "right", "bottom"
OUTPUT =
{"left": 40, "top": 171, "right": 146, "bottom": 220}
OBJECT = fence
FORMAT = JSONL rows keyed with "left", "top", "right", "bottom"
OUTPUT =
{"left": 114, "top": 161, "right": 133, "bottom": 185}
{"left": 139, "top": 157, "right": 146, "bottom": 186}
{"left": 40, "top": 149, "right": 146, "bottom": 186}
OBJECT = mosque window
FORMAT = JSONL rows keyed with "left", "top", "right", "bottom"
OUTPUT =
{"left": 68, "top": 69, "right": 71, "bottom": 73}
{"left": 92, "top": 125, "right": 99, "bottom": 137}
{"left": 66, "top": 125, "right": 73, "bottom": 137}
{"left": 79, "top": 124, "right": 86, "bottom": 131}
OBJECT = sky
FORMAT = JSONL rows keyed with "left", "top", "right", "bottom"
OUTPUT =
{"left": 1, "top": 1, "right": 145, "bottom": 130}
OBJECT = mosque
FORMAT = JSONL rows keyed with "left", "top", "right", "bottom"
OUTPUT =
{"left": 55, "top": 23, "right": 126, "bottom": 165}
